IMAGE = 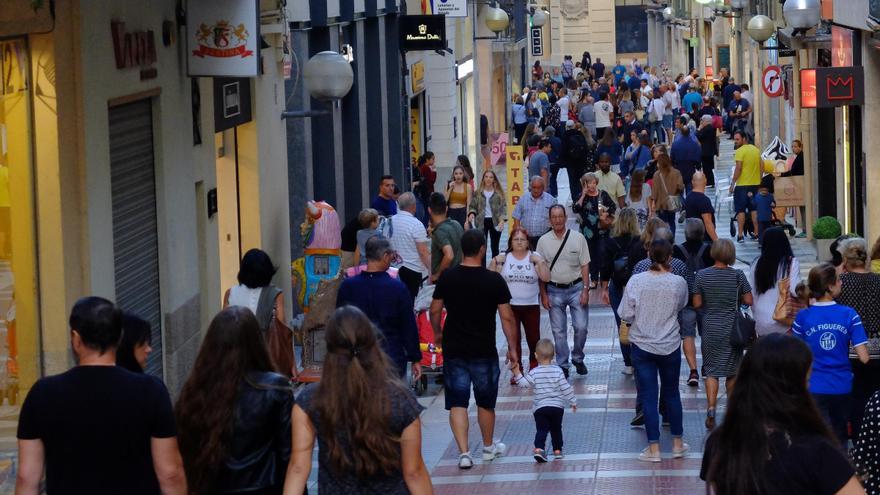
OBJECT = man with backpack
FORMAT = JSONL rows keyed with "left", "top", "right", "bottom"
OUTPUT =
{"left": 561, "top": 121, "right": 592, "bottom": 201}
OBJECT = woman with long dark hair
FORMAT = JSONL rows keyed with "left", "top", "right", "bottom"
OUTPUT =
{"left": 176, "top": 307, "right": 293, "bottom": 494}
{"left": 794, "top": 263, "right": 870, "bottom": 448}
{"left": 747, "top": 227, "right": 801, "bottom": 337}
{"left": 701, "top": 334, "right": 865, "bottom": 494}
{"left": 284, "top": 306, "right": 433, "bottom": 494}
{"left": 444, "top": 165, "right": 472, "bottom": 228}
{"left": 117, "top": 313, "right": 153, "bottom": 373}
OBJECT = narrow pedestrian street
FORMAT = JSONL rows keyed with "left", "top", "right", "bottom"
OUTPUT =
{"left": 411, "top": 138, "right": 819, "bottom": 494}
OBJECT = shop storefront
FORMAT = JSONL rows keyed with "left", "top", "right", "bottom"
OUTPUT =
{"left": 0, "top": 38, "right": 42, "bottom": 404}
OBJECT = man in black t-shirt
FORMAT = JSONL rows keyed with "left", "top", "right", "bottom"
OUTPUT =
{"left": 16, "top": 297, "right": 186, "bottom": 495}
{"left": 683, "top": 172, "right": 717, "bottom": 241}
{"left": 430, "top": 229, "right": 518, "bottom": 469}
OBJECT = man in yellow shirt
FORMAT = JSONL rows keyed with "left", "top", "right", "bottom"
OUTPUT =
{"left": 729, "top": 131, "right": 761, "bottom": 242}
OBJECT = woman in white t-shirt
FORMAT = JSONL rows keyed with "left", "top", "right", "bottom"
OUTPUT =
{"left": 747, "top": 228, "right": 801, "bottom": 336}
{"left": 491, "top": 227, "right": 550, "bottom": 380}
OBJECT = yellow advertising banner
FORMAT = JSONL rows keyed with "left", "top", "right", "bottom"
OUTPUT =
{"left": 410, "top": 106, "right": 420, "bottom": 168}
{"left": 506, "top": 147, "right": 524, "bottom": 234}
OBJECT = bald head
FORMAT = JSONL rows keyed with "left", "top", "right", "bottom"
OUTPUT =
{"left": 692, "top": 171, "right": 707, "bottom": 192}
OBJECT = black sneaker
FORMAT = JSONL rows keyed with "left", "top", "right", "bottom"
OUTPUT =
{"left": 574, "top": 362, "right": 588, "bottom": 375}
{"left": 736, "top": 236, "right": 745, "bottom": 243}
{"left": 687, "top": 369, "right": 699, "bottom": 387}
{"left": 630, "top": 411, "right": 646, "bottom": 427}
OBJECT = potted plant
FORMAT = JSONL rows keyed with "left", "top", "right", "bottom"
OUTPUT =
{"left": 812, "top": 216, "right": 842, "bottom": 262}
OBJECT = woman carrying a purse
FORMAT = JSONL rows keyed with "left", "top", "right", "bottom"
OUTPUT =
{"left": 747, "top": 228, "right": 802, "bottom": 337}
{"left": 572, "top": 172, "right": 617, "bottom": 289}
{"left": 652, "top": 154, "right": 684, "bottom": 237}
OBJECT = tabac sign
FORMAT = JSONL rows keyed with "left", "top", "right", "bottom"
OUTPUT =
{"left": 187, "top": 0, "right": 259, "bottom": 77}
{"left": 400, "top": 15, "right": 447, "bottom": 51}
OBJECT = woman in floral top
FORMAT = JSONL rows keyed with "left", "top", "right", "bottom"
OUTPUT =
{"left": 835, "top": 237, "right": 880, "bottom": 438}
{"left": 573, "top": 172, "right": 617, "bottom": 288}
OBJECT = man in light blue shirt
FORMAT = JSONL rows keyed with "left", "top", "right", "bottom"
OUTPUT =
{"left": 512, "top": 176, "right": 557, "bottom": 250}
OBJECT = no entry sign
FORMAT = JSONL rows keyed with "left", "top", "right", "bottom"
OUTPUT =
{"left": 763, "top": 65, "right": 783, "bottom": 98}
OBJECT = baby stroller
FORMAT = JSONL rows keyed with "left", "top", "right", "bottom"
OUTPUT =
{"left": 412, "top": 284, "right": 444, "bottom": 396}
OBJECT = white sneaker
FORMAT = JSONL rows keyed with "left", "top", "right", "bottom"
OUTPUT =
{"left": 482, "top": 441, "right": 507, "bottom": 461}
{"left": 622, "top": 366, "right": 634, "bottom": 375}
{"left": 458, "top": 452, "right": 473, "bottom": 469}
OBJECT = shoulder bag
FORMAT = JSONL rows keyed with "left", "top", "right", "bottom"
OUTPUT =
{"left": 730, "top": 271, "right": 757, "bottom": 350}
{"left": 658, "top": 172, "right": 682, "bottom": 212}
{"left": 772, "top": 257, "right": 806, "bottom": 327}
{"left": 258, "top": 286, "right": 297, "bottom": 378}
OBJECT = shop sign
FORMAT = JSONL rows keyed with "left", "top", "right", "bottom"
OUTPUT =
{"left": 410, "top": 106, "right": 421, "bottom": 167}
{"left": 817, "top": 67, "right": 863, "bottom": 107}
{"left": 187, "top": 0, "right": 259, "bottom": 77}
{"left": 506, "top": 146, "right": 524, "bottom": 233}
{"left": 832, "top": 26, "right": 853, "bottom": 67}
{"left": 431, "top": 0, "right": 467, "bottom": 17}
{"left": 213, "top": 78, "right": 252, "bottom": 132}
{"left": 411, "top": 61, "right": 425, "bottom": 94}
{"left": 800, "top": 69, "right": 817, "bottom": 109}
{"left": 400, "top": 15, "right": 447, "bottom": 51}
{"left": 110, "top": 21, "right": 158, "bottom": 80}
{"left": 531, "top": 27, "right": 543, "bottom": 57}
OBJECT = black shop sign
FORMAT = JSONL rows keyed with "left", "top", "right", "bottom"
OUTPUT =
{"left": 400, "top": 15, "right": 447, "bottom": 51}
{"left": 816, "top": 66, "right": 864, "bottom": 108}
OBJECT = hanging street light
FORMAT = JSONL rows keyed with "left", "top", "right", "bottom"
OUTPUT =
{"left": 302, "top": 51, "right": 354, "bottom": 102}
{"left": 484, "top": 5, "right": 510, "bottom": 34}
{"left": 531, "top": 8, "right": 548, "bottom": 28}
{"left": 747, "top": 14, "right": 775, "bottom": 43}
{"left": 662, "top": 6, "right": 674, "bottom": 21}
{"left": 783, "top": 0, "right": 821, "bottom": 31}
{"left": 729, "top": 0, "right": 748, "bottom": 9}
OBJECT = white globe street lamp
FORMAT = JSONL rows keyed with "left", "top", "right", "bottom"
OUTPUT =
{"left": 662, "top": 6, "right": 674, "bottom": 20}
{"left": 730, "top": 0, "right": 749, "bottom": 9}
{"left": 695, "top": 0, "right": 713, "bottom": 5}
{"left": 532, "top": 8, "right": 548, "bottom": 28}
{"left": 783, "top": 0, "right": 821, "bottom": 30}
{"left": 302, "top": 51, "right": 354, "bottom": 102}
{"left": 747, "top": 15, "right": 775, "bottom": 43}
{"left": 484, "top": 5, "right": 510, "bottom": 34}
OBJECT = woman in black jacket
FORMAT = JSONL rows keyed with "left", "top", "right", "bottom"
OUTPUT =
{"left": 176, "top": 307, "right": 294, "bottom": 495}
{"left": 697, "top": 115, "right": 718, "bottom": 187}
{"left": 600, "top": 208, "right": 643, "bottom": 371}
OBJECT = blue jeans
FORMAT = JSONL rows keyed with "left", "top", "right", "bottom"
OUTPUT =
{"left": 608, "top": 281, "right": 630, "bottom": 367}
{"left": 648, "top": 121, "right": 664, "bottom": 144}
{"left": 547, "top": 283, "right": 590, "bottom": 370}
{"left": 443, "top": 358, "right": 501, "bottom": 410}
{"left": 631, "top": 344, "right": 684, "bottom": 443}
{"left": 657, "top": 209, "right": 676, "bottom": 237}
{"left": 549, "top": 162, "right": 560, "bottom": 197}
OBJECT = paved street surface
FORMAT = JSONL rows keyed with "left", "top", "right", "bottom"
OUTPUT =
{"left": 413, "top": 137, "right": 819, "bottom": 494}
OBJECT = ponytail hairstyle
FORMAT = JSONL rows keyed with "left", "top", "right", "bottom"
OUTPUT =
{"left": 649, "top": 238, "right": 673, "bottom": 271}
{"left": 312, "top": 306, "right": 414, "bottom": 478}
{"left": 807, "top": 263, "right": 838, "bottom": 300}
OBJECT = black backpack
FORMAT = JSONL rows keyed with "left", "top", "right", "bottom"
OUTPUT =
{"left": 677, "top": 242, "right": 709, "bottom": 275}
{"left": 566, "top": 132, "right": 588, "bottom": 163}
{"left": 611, "top": 237, "right": 635, "bottom": 288}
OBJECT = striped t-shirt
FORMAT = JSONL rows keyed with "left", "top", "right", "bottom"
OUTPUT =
{"left": 514, "top": 364, "right": 576, "bottom": 411}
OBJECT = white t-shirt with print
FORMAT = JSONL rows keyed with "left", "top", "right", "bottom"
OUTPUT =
{"left": 500, "top": 251, "right": 540, "bottom": 306}
{"left": 594, "top": 100, "right": 613, "bottom": 128}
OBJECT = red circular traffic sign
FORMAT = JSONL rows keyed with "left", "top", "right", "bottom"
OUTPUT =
{"left": 762, "top": 65, "right": 783, "bottom": 97}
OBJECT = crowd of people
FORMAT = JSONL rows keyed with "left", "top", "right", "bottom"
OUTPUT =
{"left": 13, "top": 54, "right": 880, "bottom": 495}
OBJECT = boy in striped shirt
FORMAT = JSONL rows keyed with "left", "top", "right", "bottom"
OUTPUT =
{"left": 511, "top": 339, "right": 577, "bottom": 462}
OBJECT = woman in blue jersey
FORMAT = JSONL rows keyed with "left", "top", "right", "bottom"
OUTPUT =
{"left": 792, "top": 263, "right": 870, "bottom": 448}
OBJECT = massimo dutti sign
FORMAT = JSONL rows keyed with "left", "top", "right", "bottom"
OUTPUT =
{"left": 400, "top": 15, "right": 447, "bottom": 51}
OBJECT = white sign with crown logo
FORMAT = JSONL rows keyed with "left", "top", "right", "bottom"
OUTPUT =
{"left": 187, "top": 0, "right": 259, "bottom": 77}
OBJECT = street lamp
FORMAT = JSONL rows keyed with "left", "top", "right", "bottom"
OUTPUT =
{"left": 281, "top": 51, "right": 354, "bottom": 119}
{"left": 484, "top": 5, "right": 510, "bottom": 33}
{"left": 783, "top": 0, "right": 821, "bottom": 33}
{"left": 729, "top": 0, "right": 748, "bottom": 9}
{"left": 531, "top": 8, "right": 548, "bottom": 27}
{"left": 695, "top": 0, "right": 712, "bottom": 5}
{"left": 747, "top": 15, "right": 775, "bottom": 43}
{"left": 662, "top": 6, "right": 674, "bottom": 20}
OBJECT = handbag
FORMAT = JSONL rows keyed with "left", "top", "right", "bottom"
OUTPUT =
{"left": 619, "top": 320, "right": 630, "bottom": 345}
{"left": 773, "top": 257, "right": 806, "bottom": 327}
{"left": 730, "top": 272, "right": 756, "bottom": 350}
{"left": 658, "top": 172, "right": 682, "bottom": 211}
{"left": 267, "top": 308, "right": 298, "bottom": 378}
